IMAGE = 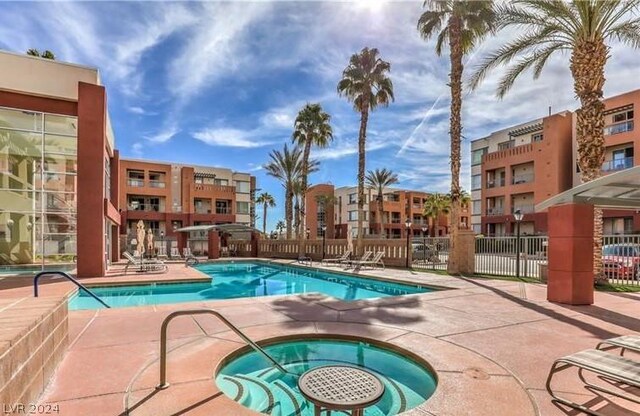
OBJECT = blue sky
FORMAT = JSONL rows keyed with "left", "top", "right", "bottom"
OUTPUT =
{"left": 2, "top": 1, "right": 639, "bottom": 231}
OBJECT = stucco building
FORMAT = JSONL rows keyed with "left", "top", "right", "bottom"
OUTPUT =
{"left": 471, "top": 88, "right": 640, "bottom": 236}
{"left": 119, "top": 159, "right": 256, "bottom": 240}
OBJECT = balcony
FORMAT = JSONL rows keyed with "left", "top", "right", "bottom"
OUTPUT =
{"left": 511, "top": 173, "right": 534, "bottom": 185}
{"left": 128, "top": 203, "right": 160, "bottom": 212}
{"left": 604, "top": 120, "right": 633, "bottom": 136}
{"left": 195, "top": 207, "right": 212, "bottom": 214}
{"left": 149, "top": 180, "right": 166, "bottom": 188}
{"left": 215, "top": 207, "right": 232, "bottom": 215}
{"left": 127, "top": 179, "right": 144, "bottom": 187}
{"left": 512, "top": 205, "right": 535, "bottom": 214}
{"left": 602, "top": 157, "right": 633, "bottom": 173}
{"left": 486, "top": 178, "right": 505, "bottom": 189}
{"left": 486, "top": 207, "right": 504, "bottom": 216}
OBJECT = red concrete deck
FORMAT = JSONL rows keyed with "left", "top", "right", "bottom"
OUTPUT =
{"left": 1, "top": 261, "right": 639, "bottom": 415}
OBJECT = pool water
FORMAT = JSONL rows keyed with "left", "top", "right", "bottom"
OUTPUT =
{"left": 216, "top": 338, "right": 437, "bottom": 416}
{"left": 69, "top": 261, "right": 432, "bottom": 310}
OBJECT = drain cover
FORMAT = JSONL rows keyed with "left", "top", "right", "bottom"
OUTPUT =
{"left": 463, "top": 367, "right": 490, "bottom": 380}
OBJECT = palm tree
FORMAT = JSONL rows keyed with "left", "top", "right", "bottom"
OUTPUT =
{"left": 275, "top": 220, "right": 285, "bottom": 237}
{"left": 469, "top": 0, "right": 640, "bottom": 277}
{"left": 418, "top": 0, "right": 495, "bottom": 274}
{"left": 423, "top": 193, "right": 452, "bottom": 237}
{"left": 337, "top": 47, "right": 394, "bottom": 254}
{"left": 264, "top": 144, "right": 303, "bottom": 239}
{"left": 365, "top": 168, "right": 399, "bottom": 239}
{"left": 315, "top": 194, "right": 337, "bottom": 238}
{"left": 26, "top": 49, "right": 56, "bottom": 59}
{"left": 292, "top": 103, "right": 333, "bottom": 245}
{"left": 256, "top": 192, "right": 276, "bottom": 235}
{"left": 292, "top": 179, "right": 304, "bottom": 239}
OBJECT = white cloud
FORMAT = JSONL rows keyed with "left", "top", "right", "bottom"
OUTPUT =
{"left": 168, "top": 2, "right": 271, "bottom": 102}
{"left": 131, "top": 142, "right": 144, "bottom": 157}
{"left": 192, "top": 127, "right": 275, "bottom": 148}
{"left": 145, "top": 125, "right": 180, "bottom": 143}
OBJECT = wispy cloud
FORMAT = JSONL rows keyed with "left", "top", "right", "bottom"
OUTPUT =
{"left": 192, "top": 127, "right": 276, "bottom": 148}
{"left": 145, "top": 124, "right": 180, "bottom": 143}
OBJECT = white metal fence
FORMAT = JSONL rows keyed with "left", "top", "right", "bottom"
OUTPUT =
{"left": 601, "top": 235, "right": 640, "bottom": 286}
{"left": 474, "top": 236, "right": 548, "bottom": 279}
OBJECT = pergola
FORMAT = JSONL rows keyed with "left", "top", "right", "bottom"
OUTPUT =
{"left": 535, "top": 166, "right": 640, "bottom": 305}
{"left": 173, "top": 223, "right": 260, "bottom": 259}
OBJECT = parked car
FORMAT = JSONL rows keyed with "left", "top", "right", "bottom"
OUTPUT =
{"left": 602, "top": 244, "right": 640, "bottom": 281}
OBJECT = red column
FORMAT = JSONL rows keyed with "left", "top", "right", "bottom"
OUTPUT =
{"left": 177, "top": 233, "right": 187, "bottom": 254}
{"left": 547, "top": 203, "right": 594, "bottom": 305}
{"left": 208, "top": 231, "right": 220, "bottom": 259}
{"left": 251, "top": 232, "right": 259, "bottom": 257}
{"left": 77, "top": 82, "right": 107, "bottom": 278}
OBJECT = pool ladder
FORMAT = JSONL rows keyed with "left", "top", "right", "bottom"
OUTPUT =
{"left": 156, "top": 309, "right": 289, "bottom": 390}
{"left": 33, "top": 271, "right": 111, "bottom": 308}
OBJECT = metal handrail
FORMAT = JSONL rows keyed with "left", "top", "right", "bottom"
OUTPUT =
{"left": 156, "top": 309, "right": 288, "bottom": 390}
{"left": 33, "top": 271, "right": 110, "bottom": 308}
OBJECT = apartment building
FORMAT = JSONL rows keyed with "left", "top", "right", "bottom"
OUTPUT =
{"left": 0, "top": 50, "right": 120, "bottom": 277}
{"left": 573, "top": 89, "right": 640, "bottom": 234}
{"left": 307, "top": 185, "right": 462, "bottom": 239}
{"left": 471, "top": 88, "right": 640, "bottom": 236}
{"left": 119, "top": 159, "right": 256, "bottom": 239}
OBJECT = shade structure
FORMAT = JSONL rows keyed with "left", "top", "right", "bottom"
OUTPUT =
{"left": 536, "top": 166, "right": 640, "bottom": 211}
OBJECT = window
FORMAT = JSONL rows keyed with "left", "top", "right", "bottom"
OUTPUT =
{"left": 348, "top": 193, "right": 357, "bottom": 204}
{"left": 236, "top": 201, "right": 249, "bottom": 214}
{"left": 347, "top": 211, "right": 367, "bottom": 221}
{"left": 471, "top": 174, "right": 481, "bottom": 190}
{"left": 235, "top": 181, "right": 250, "bottom": 193}
{"left": 532, "top": 133, "right": 543, "bottom": 142}
{"left": 472, "top": 200, "right": 481, "bottom": 215}
{"left": 612, "top": 110, "right": 634, "bottom": 123}
{"left": 498, "top": 140, "right": 514, "bottom": 150}
{"left": 215, "top": 179, "right": 229, "bottom": 186}
{"left": 471, "top": 148, "right": 488, "bottom": 165}
{"left": 472, "top": 224, "right": 481, "bottom": 234}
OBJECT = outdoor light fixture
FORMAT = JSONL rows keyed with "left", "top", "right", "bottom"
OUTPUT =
{"left": 6, "top": 219, "right": 14, "bottom": 228}
{"left": 421, "top": 226, "right": 428, "bottom": 265}
{"left": 405, "top": 219, "right": 412, "bottom": 268}
{"left": 514, "top": 209, "right": 523, "bottom": 278}
{"left": 322, "top": 225, "right": 327, "bottom": 260}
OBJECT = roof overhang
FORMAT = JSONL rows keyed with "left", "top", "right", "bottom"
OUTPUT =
{"left": 174, "top": 223, "right": 260, "bottom": 234}
{"left": 536, "top": 166, "right": 640, "bottom": 212}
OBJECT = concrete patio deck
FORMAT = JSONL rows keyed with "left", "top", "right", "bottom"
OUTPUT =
{"left": 1, "top": 260, "right": 639, "bottom": 415}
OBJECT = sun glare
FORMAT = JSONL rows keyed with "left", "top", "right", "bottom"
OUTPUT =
{"left": 354, "top": 0, "right": 386, "bottom": 13}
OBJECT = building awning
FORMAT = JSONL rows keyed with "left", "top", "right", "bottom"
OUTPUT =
{"left": 174, "top": 223, "right": 259, "bottom": 233}
{"left": 536, "top": 166, "right": 640, "bottom": 211}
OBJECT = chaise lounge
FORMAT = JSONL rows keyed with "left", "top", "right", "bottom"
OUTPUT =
{"left": 321, "top": 250, "right": 352, "bottom": 267}
{"left": 546, "top": 335, "right": 640, "bottom": 416}
{"left": 352, "top": 251, "right": 385, "bottom": 270}
{"left": 123, "top": 252, "right": 168, "bottom": 274}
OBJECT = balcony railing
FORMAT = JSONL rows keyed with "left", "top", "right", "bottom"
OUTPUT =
{"left": 602, "top": 156, "right": 633, "bottom": 172}
{"left": 149, "top": 180, "right": 166, "bottom": 188}
{"left": 127, "top": 179, "right": 144, "bottom": 187}
{"left": 486, "top": 178, "right": 505, "bottom": 188}
{"left": 604, "top": 120, "right": 633, "bottom": 136}
{"left": 390, "top": 218, "right": 401, "bottom": 224}
{"left": 216, "top": 207, "right": 232, "bottom": 215}
{"left": 128, "top": 204, "right": 160, "bottom": 212}
{"left": 512, "top": 205, "right": 535, "bottom": 214}
{"left": 512, "top": 173, "right": 534, "bottom": 185}
{"left": 486, "top": 207, "right": 504, "bottom": 216}
{"left": 195, "top": 207, "right": 212, "bottom": 214}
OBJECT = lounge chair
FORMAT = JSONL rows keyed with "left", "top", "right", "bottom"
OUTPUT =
{"left": 321, "top": 250, "right": 352, "bottom": 266}
{"left": 220, "top": 247, "right": 230, "bottom": 258}
{"left": 546, "top": 347, "right": 640, "bottom": 415}
{"left": 353, "top": 251, "right": 385, "bottom": 270}
{"left": 123, "top": 252, "right": 168, "bottom": 274}
{"left": 170, "top": 247, "right": 181, "bottom": 259}
{"left": 596, "top": 334, "right": 640, "bottom": 356}
{"left": 183, "top": 247, "right": 193, "bottom": 258}
{"left": 345, "top": 251, "right": 372, "bottom": 269}
{"left": 157, "top": 246, "right": 168, "bottom": 259}
{"left": 297, "top": 255, "right": 312, "bottom": 266}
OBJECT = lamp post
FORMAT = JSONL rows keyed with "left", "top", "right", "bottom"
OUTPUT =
{"left": 405, "top": 218, "right": 412, "bottom": 268}
{"left": 421, "top": 225, "right": 428, "bottom": 264}
{"left": 160, "top": 230, "right": 165, "bottom": 257}
{"left": 322, "top": 226, "right": 327, "bottom": 259}
{"left": 514, "top": 209, "right": 524, "bottom": 278}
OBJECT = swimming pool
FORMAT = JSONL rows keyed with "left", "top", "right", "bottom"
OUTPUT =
{"left": 216, "top": 337, "right": 437, "bottom": 415}
{"left": 68, "top": 261, "right": 433, "bottom": 310}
